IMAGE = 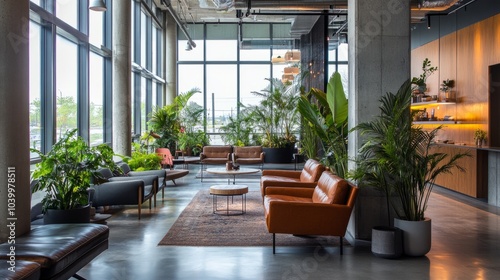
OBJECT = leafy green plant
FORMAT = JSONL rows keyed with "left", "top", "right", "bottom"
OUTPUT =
{"left": 474, "top": 129, "right": 487, "bottom": 141}
{"left": 440, "top": 79, "right": 455, "bottom": 92}
{"left": 30, "top": 129, "right": 120, "bottom": 212}
{"left": 244, "top": 76, "right": 302, "bottom": 148}
{"left": 297, "top": 72, "right": 348, "bottom": 178}
{"left": 219, "top": 113, "right": 255, "bottom": 146}
{"left": 148, "top": 88, "right": 201, "bottom": 153}
{"left": 352, "top": 79, "right": 469, "bottom": 222}
{"left": 178, "top": 130, "right": 210, "bottom": 156}
{"left": 120, "top": 143, "right": 162, "bottom": 171}
{"left": 411, "top": 58, "right": 438, "bottom": 88}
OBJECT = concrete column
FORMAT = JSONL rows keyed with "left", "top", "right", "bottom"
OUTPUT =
{"left": 347, "top": 0, "right": 410, "bottom": 240}
{"left": 0, "top": 0, "right": 31, "bottom": 241}
{"left": 112, "top": 0, "right": 132, "bottom": 156}
{"left": 165, "top": 12, "right": 177, "bottom": 106}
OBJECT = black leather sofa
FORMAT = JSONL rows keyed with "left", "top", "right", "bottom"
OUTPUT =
{"left": 0, "top": 223, "right": 108, "bottom": 280}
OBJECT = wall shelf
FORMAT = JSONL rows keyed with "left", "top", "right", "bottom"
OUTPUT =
{"left": 413, "top": 121, "right": 457, "bottom": 125}
{"left": 411, "top": 101, "right": 456, "bottom": 108}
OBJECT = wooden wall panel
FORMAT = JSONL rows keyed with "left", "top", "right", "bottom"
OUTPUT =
{"left": 412, "top": 14, "right": 500, "bottom": 198}
{"left": 432, "top": 145, "right": 487, "bottom": 198}
{"left": 411, "top": 13, "right": 500, "bottom": 146}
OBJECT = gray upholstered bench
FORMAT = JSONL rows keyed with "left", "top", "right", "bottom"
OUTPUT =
{"left": 0, "top": 223, "right": 108, "bottom": 280}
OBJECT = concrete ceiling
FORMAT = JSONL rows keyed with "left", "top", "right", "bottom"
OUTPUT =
{"left": 155, "top": 0, "right": 469, "bottom": 42}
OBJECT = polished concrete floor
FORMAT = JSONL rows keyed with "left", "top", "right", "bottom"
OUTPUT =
{"left": 77, "top": 163, "right": 500, "bottom": 280}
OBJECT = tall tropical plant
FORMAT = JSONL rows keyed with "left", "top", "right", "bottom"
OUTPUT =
{"left": 297, "top": 72, "right": 349, "bottom": 178}
{"left": 245, "top": 77, "right": 301, "bottom": 147}
{"left": 352, "top": 79, "right": 469, "bottom": 222}
{"left": 148, "top": 88, "right": 201, "bottom": 152}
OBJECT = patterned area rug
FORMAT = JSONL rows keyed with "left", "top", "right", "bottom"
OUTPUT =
{"left": 158, "top": 190, "right": 346, "bottom": 248}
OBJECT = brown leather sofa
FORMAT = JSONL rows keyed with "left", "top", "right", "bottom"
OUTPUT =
{"left": 233, "top": 146, "right": 265, "bottom": 169}
{"left": 260, "top": 159, "right": 326, "bottom": 199}
{"left": 199, "top": 145, "right": 232, "bottom": 181}
{"left": 0, "top": 224, "right": 108, "bottom": 280}
{"left": 263, "top": 170, "right": 359, "bottom": 254}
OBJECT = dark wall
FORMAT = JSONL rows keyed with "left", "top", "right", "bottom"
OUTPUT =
{"left": 301, "top": 15, "right": 328, "bottom": 93}
{"left": 411, "top": 0, "right": 500, "bottom": 49}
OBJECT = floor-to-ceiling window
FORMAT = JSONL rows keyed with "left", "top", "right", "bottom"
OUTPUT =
{"left": 177, "top": 22, "right": 347, "bottom": 144}
{"left": 131, "top": 0, "right": 165, "bottom": 138}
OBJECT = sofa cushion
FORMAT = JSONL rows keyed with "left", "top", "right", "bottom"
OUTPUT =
{"left": 299, "top": 159, "right": 326, "bottom": 182}
{"left": 201, "top": 146, "right": 232, "bottom": 159}
{"left": 312, "top": 172, "right": 350, "bottom": 204}
{"left": 234, "top": 146, "right": 262, "bottom": 159}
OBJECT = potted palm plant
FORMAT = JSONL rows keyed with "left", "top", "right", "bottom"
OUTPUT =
{"left": 353, "top": 80, "right": 469, "bottom": 257}
{"left": 244, "top": 76, "right": 301, "bottom": 163}
{"left": 30, "top": 129, "right": 120, "bottom": 223}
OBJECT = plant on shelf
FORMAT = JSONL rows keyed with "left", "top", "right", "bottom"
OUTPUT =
{"left": 439, "top": 79, "right": 455, "bottom": 92}
{"left": 351, "top": 79, "right": 469, "bottom": 256}
{"left": 30, "top": 129, "right": 120, "bottom": 213}
{"left": 474, "top": 129, "right": 487, "bottom": 146}
{"left": 440, "top": 79, "right": 456, "bottom": 102}
{"left": 297, "top": 72, "right": 349, "bottom": 178}
{"left": 411, "top": 58, "right": 438, "bottom": 94}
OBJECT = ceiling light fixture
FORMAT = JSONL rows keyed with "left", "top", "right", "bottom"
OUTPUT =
{"left": 89, "top": 0, "right": 107, "bottom": 12}
{"left": 185, "top": 41, "right": 193, "bottom": 51}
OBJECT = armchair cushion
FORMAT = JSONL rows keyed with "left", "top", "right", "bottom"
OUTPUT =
{"left": 312, "top": 173, "right": 349, "bottom": 204}
{"left": 260, "top": 159, "right": 325, "bottom": 199}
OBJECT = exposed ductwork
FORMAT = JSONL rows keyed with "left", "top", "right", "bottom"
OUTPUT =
{"left": 234, "top": 0, "right": 461, "bottom": 12}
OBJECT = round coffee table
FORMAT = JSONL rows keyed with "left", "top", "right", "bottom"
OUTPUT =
{"left": 205, "top": 167, "right": 260, "bottom": 184}
{"left": 209, "top": 184, "right": 248, "bottom": 216}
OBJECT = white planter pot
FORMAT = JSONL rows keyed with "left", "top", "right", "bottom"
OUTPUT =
{"left": 394, "top": 217, "right": 432, "bottom": 257}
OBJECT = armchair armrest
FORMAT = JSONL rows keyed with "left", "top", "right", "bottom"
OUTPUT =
{"left": 128, "top": 169, "right": 165, "bottom": 178}
{"left": 260, "top": 152, "right": 265, "bottom": 161}
{"left": 89, "top": 180, "right": 145, "bottom": 206}
{"left": 109, "top": 174, "right": 158, "bottom": 186}
{"left": 266, "top": 201, "right": 354, "bottom": 234}
{"left": 262, "top": 170, "right": 301, "bottom": 178}
{"left": 200, "top": 153, "right": 206, "bottom": 160}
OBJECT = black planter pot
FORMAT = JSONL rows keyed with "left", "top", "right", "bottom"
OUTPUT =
{"left": 263, "top": 146, "right": 295, "bottom": 163}
{"left": 43, "top": 204, "right": 91, "bottom": 224}
{"left": 371, "top": 226, "right": 403, "bottom": 259}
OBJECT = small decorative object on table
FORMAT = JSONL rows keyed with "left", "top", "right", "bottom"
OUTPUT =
{"left": 474, "top": 129, "right": 487, "bottom": 147}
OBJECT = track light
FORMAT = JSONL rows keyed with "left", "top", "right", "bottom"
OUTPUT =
{"left": 185, "top": 42, "right": 193, "bottom": 51}
{"left": 89, "top": 0, "right": 107, "bottom": 12}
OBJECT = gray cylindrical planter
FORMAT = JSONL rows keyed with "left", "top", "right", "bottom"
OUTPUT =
{"left": 394, "top": 218, "right": 432, "bottom": 257}
{"left": 371, "top": 226, "right": 403, "bottom": 259}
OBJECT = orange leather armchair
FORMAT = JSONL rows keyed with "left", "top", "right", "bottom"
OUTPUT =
{"left": 260, "top": 159, "right": 326, "bottom": 199}
{"left": 263, "top": 170, "right": 359, "bottom": 254}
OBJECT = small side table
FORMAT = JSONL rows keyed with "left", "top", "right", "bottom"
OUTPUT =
{"left": 209, "top": 185, "right": 248, "bottom": 216}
